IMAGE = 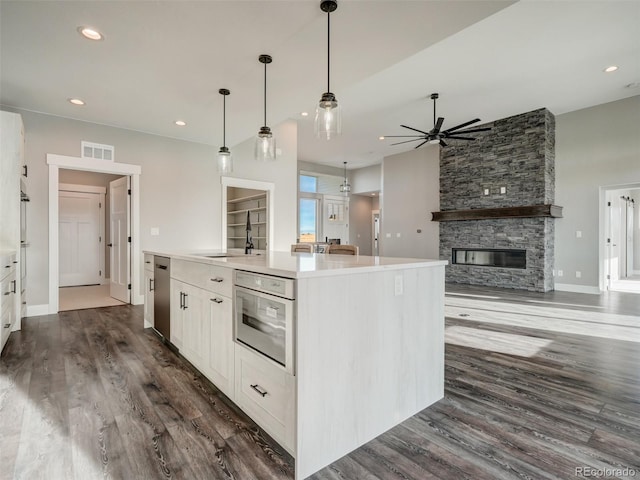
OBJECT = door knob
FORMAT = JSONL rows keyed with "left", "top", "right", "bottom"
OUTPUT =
{"left": 107, "top": 243, "right": 113, "bottom": 247}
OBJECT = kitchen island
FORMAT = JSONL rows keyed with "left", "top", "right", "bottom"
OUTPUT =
{"left": 143, "top": 250, "right": 446, "bottom": 480}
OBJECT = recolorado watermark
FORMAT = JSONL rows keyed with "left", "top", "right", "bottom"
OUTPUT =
{"left": 575, "top": 466, "right": 637, "bottom": 477}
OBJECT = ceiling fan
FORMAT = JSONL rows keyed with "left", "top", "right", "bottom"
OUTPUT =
{"left": 384, "top": 93, "right": 491, "bottom": 148}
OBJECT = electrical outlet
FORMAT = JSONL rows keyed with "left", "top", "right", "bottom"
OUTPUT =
{"left": 576, "top": 230, "right": 582, "bottom": 238}
{"left": 396, "top": 233, "right": 401, "bottom": 238}
{"left": 500, "top": 186, "right": 507, "bottom": 194}
{"left": 558, "top": 270, "right": 563, "bottom": 277}
{"left": 394, "top": 275, "right": 403, "bottom": 296}
{"left": 552, "top": 269, "right": 556, "bottom": 276}
{"left": 150, "top": 227, "right": 160, "bottom": 236}
{"left": 483, "top": 188, "right": 490, "bottom": 196}
{"left": 576, "top": 271, "right": 582, "bottom": 278}
{"left": 386, "top": 233, "right": 391, "bottom": 238}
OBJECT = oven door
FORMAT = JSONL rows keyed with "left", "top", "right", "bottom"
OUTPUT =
{"left": 234, "top": 285, "right": 294, "bottom": 374}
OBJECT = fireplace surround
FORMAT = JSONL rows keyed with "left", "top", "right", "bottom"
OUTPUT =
{"left": 437, "top": 108, "right": 557, "bottom": 292}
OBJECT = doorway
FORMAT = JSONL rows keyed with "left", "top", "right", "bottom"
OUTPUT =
{"left": 57, "top": 171, "right": 131, "bottom": 311}
{"left": 602, "top": 185, "right": 640, "bottom": 293}
{"left": 47, "top": 154, "right": 142, "bottom": 314}
{"left": 372, "top": 210, "right": 380, "bottom": 256}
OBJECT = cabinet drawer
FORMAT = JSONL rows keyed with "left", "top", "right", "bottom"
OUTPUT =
{"left": 1, "top": 257, "right": 16, "bottom": 282}
{"left": 171, "top": 259, "right": 232, "bottom": 296}
{"left": 144, "top": 253, "right": 154, "bottom": 272}
{"left": 234, "top": 343, "right": 295, "bottom": 454}
{"left": 1, "top": 305, "right": 12, "bottom": 350}
{"left": 1, "top": 277, "right": 15, "bottom": 317}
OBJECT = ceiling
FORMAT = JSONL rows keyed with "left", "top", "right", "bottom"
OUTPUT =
{"left": 1, "top": 1, "right": 639, "bottom": 171}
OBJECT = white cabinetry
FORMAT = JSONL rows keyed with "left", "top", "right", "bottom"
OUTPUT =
{"left": 234, "top": 343, "right": 295, "bottom": 454}
{"left": 143, "top": 254, "right": 154, "bottom": 328}
{"left": 169, "top": 258, "right": 234, "bottom": 399}
{"left": 1, "top": 111, "right": 24, "bottom": 332}
{"left": 1, "top": 253, "right": 18, "bottom": 351}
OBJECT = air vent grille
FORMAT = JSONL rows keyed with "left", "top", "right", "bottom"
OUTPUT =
{"left": 81, "top": 141, "right": 114, "bottom": 161}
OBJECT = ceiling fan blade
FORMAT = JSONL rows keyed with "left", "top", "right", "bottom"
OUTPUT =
{"left": 383, "top": 135, "right": 424, "bottom": 138}
{"left": 390, "top": 138, "right": 424, "bottom": 146}
{"left": 414, "top": 139, "right": 430, "bottom": 149}
{"left": 431, "top": 117, "right": 444, "bottom": 134}
{"left": 440, "top": 139, "right": 448, "bottom": 147}
{"left": 451, "top": 127, "right": 491, "bottom": 135}
{"left": 400, "top": 124, "right": 430, "bottom": 135}
{"left": 443, "top": 118, "right": 480, "bottom": 133}
{"left": 446, "top": 136, "right": 476, "bottom": 140}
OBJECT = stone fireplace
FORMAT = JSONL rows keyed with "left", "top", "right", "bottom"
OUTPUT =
{"left": 435, "top": 108, "right": 558, "bottom": 292}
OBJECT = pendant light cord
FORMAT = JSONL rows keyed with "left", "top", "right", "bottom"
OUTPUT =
{"left": 222, "top": 94, "right": 226, "bottom": 147}
{"left": 327, "top": 9, "right": 331, "bottom": 92}
{"left": 263, "top": 61, "right": 267, "bottom": 127}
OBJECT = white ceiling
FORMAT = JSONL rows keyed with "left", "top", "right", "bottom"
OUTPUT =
{"left": 1, "top": 1, "right": 639, "bottom": 170}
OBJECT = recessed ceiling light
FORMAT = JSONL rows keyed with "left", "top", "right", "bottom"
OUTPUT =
{"left": 379, "top": 136, "right": 385, "bottom": 140}
{"left": 301, "top": 112, "right": 309, "bottom": 117}
{"left": 68, "top": 98, "right": 85, "bottom": 106}
{"left": 603, "top": 65, "right": 618, "bottom": 73}
{"left": 371, "top": 193, "right": 376, "bottom": 196}
{"left": 78, "top": 26, "right": 103, "bottom": 41}
{"left": 174, "top": 120, "right": 186, "bottom": 126}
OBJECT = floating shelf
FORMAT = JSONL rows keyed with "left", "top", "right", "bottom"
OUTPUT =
{"left": 228, "top": 222, "right": 267, "bottom": 227}
{"left": 227, "top": 193, "right": 267, "bottom": 204}
{"left": 431, "top": 204, "right": 563, "bottom": 222}
{"left": 228, "top": 207, "right": 267, "bottom": 215}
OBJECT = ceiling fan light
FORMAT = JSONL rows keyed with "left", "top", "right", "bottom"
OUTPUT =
{"left": 428, "top": 138, "right": 440, "bottom": 145}
{"left": 217, "top": 146, "right": 233, "bottom": 174}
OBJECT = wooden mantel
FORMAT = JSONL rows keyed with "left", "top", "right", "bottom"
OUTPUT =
{"left": 431, "top": 204, "right": 563, "bottom": 222}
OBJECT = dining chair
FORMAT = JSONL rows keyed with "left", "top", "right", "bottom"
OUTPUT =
{"left": 326, "top": 244, "right": 359, "bottom": 255}
{"left": 291, "top": 243, "right": 313, "bottom": 253}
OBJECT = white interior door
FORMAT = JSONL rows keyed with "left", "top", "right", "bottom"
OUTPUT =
{"left": 110, "top": 176, "right": 130, "bottom": 303}
{"left": 59, "top": 191, "right": 101, "bottom": 287}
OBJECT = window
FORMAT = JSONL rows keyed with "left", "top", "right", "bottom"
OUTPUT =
{"left": 299, "top": 198, "right": 318, "bottom": 243}
{"left": 300, "top": 174, "right": 317, "bottom": 193}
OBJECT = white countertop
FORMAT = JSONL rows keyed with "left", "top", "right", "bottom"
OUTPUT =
{"left": 144, "top": 249, "right": 447, "bottom": 279}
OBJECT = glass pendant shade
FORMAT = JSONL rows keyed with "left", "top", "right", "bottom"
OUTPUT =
{"left": 217, "top": 88, "right": 232, "bottom": 174}
{"left": 340, "top": 161, "right": 350, "bottom": 197}
{"left": 217, "top": 146, "right": 233, "bottom": 174}
{"left": 315, "top": 92, "right": 342, "bottom": 140}
{"left": 255, "top": 126, "right": 276, "bottom": 161}
{"left": 255, "top": 55, "right": 276, "bottom": 162}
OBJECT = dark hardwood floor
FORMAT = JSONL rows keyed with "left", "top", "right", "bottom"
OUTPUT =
{"left": 1, "top": 286, "right": 639, "bottom": 479}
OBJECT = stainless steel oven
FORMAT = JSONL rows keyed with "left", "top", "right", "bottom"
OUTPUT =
{"left": 234, "top": 270, "right": 295, "bottom": 374}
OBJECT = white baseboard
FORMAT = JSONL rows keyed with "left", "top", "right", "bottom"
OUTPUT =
{"left": 26, "top": 304, "right": 50, "bottom": 317}
{"left": 102, "top": 277, "right": 110, "bottom": 285}
{"left": 144, "top": 319, "right": 153, "bottom": 329}
{"left": 554, "top": 283, "right": 601, "bottom": 295}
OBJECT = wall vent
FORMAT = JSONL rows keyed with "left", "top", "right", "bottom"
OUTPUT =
{"left": 81, "top": 141, "right": 114, "bottom": 161}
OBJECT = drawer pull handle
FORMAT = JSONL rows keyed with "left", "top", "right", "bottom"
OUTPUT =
{"left": 4, "top": 324, "right": 10, "bottom": 328}
{"left": 3, "top": 292, "right": 9, "bottom": 296}
{"left": 210, "top": 298, "right": 223, "bottom": 304}
{"left": 4, "top": 265, "right": 9, "bottom": 268}
{"left": 145, "top": 261, "right": 151, "bottom": 264}
{"left": 250, "top": 384, "right": 268, "bottom": 397}
{"left": 210, "top": 277, "right": 224, "bottom": 283}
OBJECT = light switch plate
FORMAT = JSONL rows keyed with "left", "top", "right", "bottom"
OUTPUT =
{"left": 150, "top": 227, "right": 159, "bottom": 236}
{"left": 394, "top": 275, "right": 403, "bottom": 296}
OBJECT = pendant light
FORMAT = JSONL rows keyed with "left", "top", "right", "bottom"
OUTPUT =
{"left": 217, "top": 88, "right": 233, "bottom": 174}
{"left": 315, "top": 0, "right": 341, "bottom": 140}
{"left": 255, "top": 54, "right": 276, "bottom": 161}
{"left": 340, "top": 161, "right": 351, "bottom": 197}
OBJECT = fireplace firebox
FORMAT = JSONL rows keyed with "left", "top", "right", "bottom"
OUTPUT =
{"left": 452, "top": 248, "right": 526, "bottom": 269}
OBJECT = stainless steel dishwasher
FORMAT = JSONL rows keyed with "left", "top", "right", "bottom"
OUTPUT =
{"left": 153, "top": 256, "right": 170, "bottom": 340}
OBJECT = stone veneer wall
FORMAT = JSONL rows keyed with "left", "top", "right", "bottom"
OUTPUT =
{"left": 439, "top": 108, "right": 555, "bottom": 292}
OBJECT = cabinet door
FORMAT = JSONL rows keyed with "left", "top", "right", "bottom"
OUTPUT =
{"left": 180, "top": 284, "right": 208, "bottom": 371}
{"left": 170, "top": 279, "right": 184, "bottom": 349}
{"left": 144, "top": 269, "right": 154, "bottom": 327}
{"left": 205, "top": 294, "right": 234, "bottom": 399}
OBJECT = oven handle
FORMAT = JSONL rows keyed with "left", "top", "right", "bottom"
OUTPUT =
{"left": 250, "top": 384, "right": 268, "bottom": 397}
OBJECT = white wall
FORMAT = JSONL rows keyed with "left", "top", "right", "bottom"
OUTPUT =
{"left": 555, "top": 95, "right": 640, "bottom": 290}
{"left": 631, "top": 189, "right": 640, "bottom": 273}
{"left": 9, "top": 108, "right": 297, "bottom": 310}
{"left": 380, "top": 146, "right": 439, "bottom": 259}
{"left": 352, "top": 164, "right": 381, "bottom": 194}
